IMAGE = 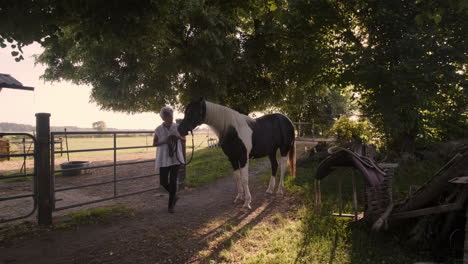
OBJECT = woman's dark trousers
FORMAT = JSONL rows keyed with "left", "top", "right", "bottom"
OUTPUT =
{"left": 159, "top": 165, "right": 180, "bottom": 209}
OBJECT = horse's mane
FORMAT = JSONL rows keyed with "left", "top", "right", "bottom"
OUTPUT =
{"left": 204, "top": 101, "right": 254, "bottom": 138}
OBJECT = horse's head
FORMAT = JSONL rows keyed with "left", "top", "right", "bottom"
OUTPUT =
{"left": 178, "top": 97, "right": 206, "bottom": 136}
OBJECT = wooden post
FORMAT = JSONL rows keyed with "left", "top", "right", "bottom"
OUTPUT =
{"left": 22, "top": 138, "right": 27, "bottom": 174}
{"left": 36, "top": 113, "right": 53, "bottom": 226}
{"left": 351, "top": 170, "right": 358, "bottom": 221}
{"left": 338, "top": 175, "right": 343, "bottom": 216}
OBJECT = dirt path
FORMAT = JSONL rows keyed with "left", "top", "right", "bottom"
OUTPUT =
{"left": 0, "top": 159, "right": 297, "bottom": 264}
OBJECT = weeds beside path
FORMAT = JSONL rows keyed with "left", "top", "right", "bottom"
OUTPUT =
{"left": 0, "top": 157, "right": 282, "bottom": 264}
{"left": 1, "top": 148, "right": 446, "bottom": 264}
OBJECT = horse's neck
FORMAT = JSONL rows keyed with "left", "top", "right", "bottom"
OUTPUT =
{"left": 204, "top": 101, "right": 250, "bottom": 139}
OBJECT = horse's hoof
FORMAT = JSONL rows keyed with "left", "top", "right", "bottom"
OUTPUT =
{"left": 242, "top": 203, "right": 252, "bottom": 210}
{"left": 276, "top": 190, "right": 284, "bottom": 196}
{"left": 265, "top": 190, "right": 273, "bottom": 195}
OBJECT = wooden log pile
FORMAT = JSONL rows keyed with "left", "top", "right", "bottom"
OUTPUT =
{"left": 315, "top": 145, "right": 468, "bottom": 261}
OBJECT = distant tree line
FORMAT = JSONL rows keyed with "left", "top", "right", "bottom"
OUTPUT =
{"left": 0, "top": 122, "right": 34, "bottom": 132}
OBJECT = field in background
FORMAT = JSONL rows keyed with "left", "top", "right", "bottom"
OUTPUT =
{"left": 53, "top": 132, "right": 212, "bottom": 159}
{"left": 0, "top": 131, "right": 217, "bottom": 173}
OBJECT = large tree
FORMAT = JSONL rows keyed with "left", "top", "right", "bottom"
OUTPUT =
{"left": 1, "top": 0, "right": 466, "bottom": 152}
{"left": 276, "top": 0, "right": 467, "bottom": 152}
{"left": 331, "top": 0, "right": 468, "bottom": 151}
{"left": 0, "top": 0, "right": 291, "bottom": 114}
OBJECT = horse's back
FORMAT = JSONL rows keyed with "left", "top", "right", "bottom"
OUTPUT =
{"left": 249, "top": 113, "right": 295, "bottom": 158}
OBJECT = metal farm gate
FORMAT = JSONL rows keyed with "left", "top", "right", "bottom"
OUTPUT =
{"left": 0, "top": 113, "right": 186, "bottom": 225}
{"left": 0, "top": 132, "right": 38, "bottom": 223}
{"left": 51, "top": 130, "right": 161, "bottom": 212}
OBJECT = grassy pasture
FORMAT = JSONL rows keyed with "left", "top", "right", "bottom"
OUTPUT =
{"left": 3, "top": 133, "right": 212, "bottom": 160}
{"left": 57, "top": 133, "right": 211, "bottom": 159}
{"left": 203, "top": 158, "right": 453, "bottom": 264}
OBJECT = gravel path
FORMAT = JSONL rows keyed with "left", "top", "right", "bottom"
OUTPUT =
{"left": 0, "top": 158, "right": 297, "bottom": 264}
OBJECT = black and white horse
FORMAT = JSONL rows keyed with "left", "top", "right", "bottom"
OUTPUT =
{"left": 178, "top": 98, "right": 296, "bottom": 209}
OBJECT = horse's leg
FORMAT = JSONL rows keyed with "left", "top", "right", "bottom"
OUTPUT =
{"left": 277, "top": 155, "right": 288, "bottom": 196}
{"left": 266, "top": 153, "right": 278, "bottom": 194}
{"left": 233, "top": 169, "right": 244, "bottom": 203}
{"left": 240, "top": 163, "right": 252, "bottom": 209}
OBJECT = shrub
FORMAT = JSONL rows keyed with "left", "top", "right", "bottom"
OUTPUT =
{"left": 327, "top": 115, "right": 377, "bottom": 145}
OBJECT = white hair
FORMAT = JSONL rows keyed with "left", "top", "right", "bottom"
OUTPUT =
{"left": 160, "top": 106, "right": 173, "bottom": 118}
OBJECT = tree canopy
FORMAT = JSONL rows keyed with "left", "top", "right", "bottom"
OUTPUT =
{"left": 1, "top": 0, "right": 466, "bottom": 152}
{"left": 92, "top": 121, "right": 107, "bottom": 131}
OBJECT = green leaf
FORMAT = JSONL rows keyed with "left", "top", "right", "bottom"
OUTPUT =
{"left": 269, "top": 2, "right": 278, "bottom": 12}
{"left": 433, "top": 14, "right": 442, "bottom": 24}
{"left": 11, "top": 51, "right": 19, "bottom": 56}
{"left": 415, "top": 14, "right": 423, "bottom": 26}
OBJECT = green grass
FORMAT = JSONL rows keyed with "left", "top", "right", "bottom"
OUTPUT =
{"left": 393, "top": 158, "right": 445, "bottom": 199}
{"left": 185, "top": 147, "right": 267, "bottom": 188}
{"left": 0, "top": 170, "right": 62, "bottom": 183}
{"left": 0, "top": 171, "right": 32, "bottom": 183}
{"left": 203, "top": 158, "right": 452, "bottom": 264}
{"left": 0, "top": 205, "right": 132, "bottom": 243}
{"left": 0, "top": 171, "right": 62, "bottom": 183}
{"left": 186, "top": 147, "right": 232, "bottom": 187}
{"left": 54, "top": 204, "right": 132, "bottom": 227}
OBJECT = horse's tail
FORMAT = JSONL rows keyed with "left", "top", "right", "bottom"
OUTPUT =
{"left": 287, "top": 139, "right": 296, "bottom": 178}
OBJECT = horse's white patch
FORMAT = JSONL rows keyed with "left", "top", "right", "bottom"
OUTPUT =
{"left": 204, "top": 101, "right": 254, "bottom": 209}
{"left": 277, "top": 156, "right": 288, "bottom": 195}
{"left": 240, "top": 164, "right": 251, "bottom": 209}
{"left": 266, "top": 176, "right": 276, "bottom": 194}
{"left": 204, "top": 101, "right": 253, "bottom": 153}
{"left": 233, "top": 169, "right": 244, "bottom": 203}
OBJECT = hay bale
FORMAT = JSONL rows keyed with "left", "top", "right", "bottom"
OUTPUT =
{"left": 0, "top": 139, "right": 10, "bottom": 161}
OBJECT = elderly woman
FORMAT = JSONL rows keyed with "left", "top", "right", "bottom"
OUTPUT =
{"left": 153, "top": 106, "right": 185, "bottom": 213}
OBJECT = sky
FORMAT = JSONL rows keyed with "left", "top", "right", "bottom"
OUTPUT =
{"left": 0, "top": 43, "right": 183, "bottom": 130}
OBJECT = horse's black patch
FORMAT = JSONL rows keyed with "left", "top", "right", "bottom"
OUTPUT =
{"left": 220, "top": 126, "right": 248, "bottom": 170}
{"left": 179, "top": 99, "right": 296, "bottom": 179}
{"left": 178, "top": 98, "right": 206, "bottom": 136}
{"left": 249, "top": 114, "right": 295, "bottom": 159}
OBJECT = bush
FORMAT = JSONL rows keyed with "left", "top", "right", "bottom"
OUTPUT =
{"left": 327, "top": 115, "right": 377, "bottom": 145}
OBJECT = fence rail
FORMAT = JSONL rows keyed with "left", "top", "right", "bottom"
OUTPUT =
{"left": 1, "top": 115, "right": 188, "bottom": 225}
{"left": 0, "top": 132, "right": 38, "bottom": 223}
{"left": 50, "top": 130, "right": 162, "bottom": 212}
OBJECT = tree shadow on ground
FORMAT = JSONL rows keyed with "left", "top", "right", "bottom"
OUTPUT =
{"left": 184, "top": 195, "right": 281, "bottom": 263}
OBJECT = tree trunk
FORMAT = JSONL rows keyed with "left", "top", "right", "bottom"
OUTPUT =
{"left": 388, "top": 131, "right": 417, "bottom": 154}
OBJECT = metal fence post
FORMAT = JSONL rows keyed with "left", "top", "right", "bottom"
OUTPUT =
{"left": 36, "top": 113, "right": 53, "bottom": 226}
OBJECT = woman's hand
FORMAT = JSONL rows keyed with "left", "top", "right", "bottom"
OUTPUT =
{"left": 153, "top": 134, "right": 168, "bottom": 146}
